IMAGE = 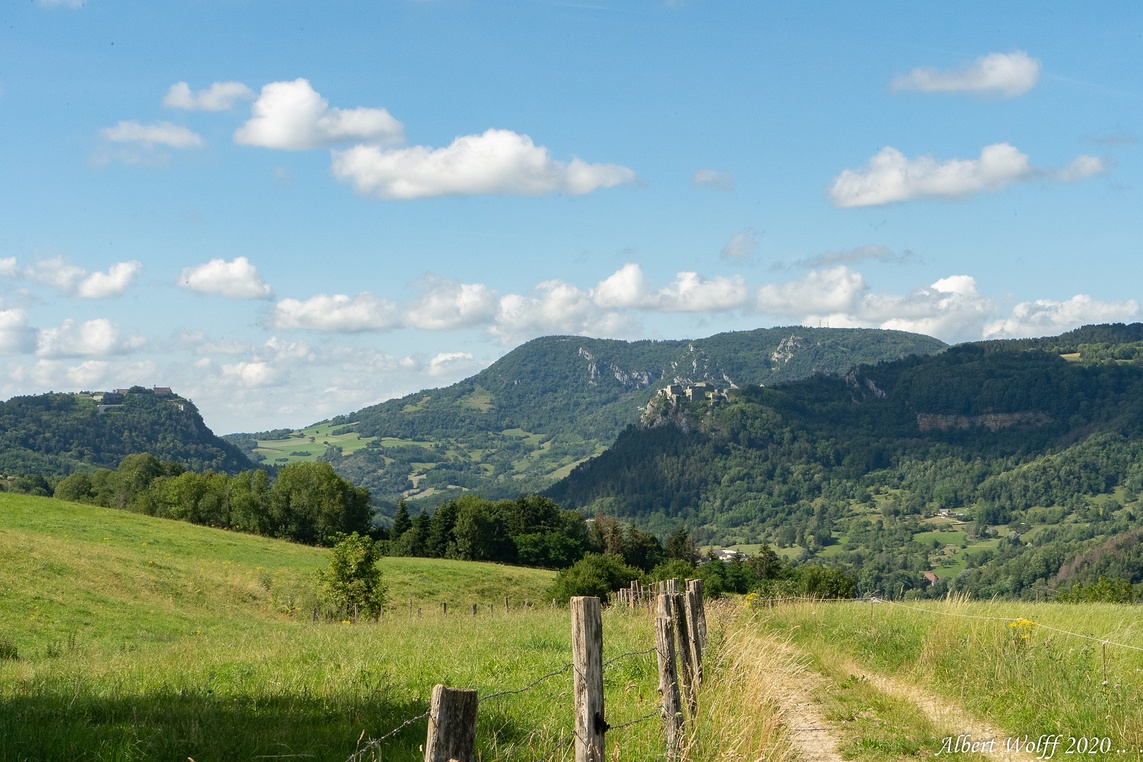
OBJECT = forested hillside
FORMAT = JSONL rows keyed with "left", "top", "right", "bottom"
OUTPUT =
{"left": 547, "top": 324, "right": 1143, "bottom": 599}
{"left": 0, "top": 387, "right": 253, "bottom": 478}
{"left": 230, "top": 327, "right": 946, "bottom": 507}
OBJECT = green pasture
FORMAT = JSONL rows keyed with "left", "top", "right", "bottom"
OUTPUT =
{"left": 0, "top": 494, "right": 680, "bottom": 761}
{"left": 255, "top": 421, "right": 376, "bottom": 463}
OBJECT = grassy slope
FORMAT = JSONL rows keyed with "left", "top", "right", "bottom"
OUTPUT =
{"left": 5, "top": 494, "right": 679, "bottom": 761}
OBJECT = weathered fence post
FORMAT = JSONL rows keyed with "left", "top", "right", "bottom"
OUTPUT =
{"left": 504, "top": 596, "right": 509, "bottom": 613}
{"left": 424, "top": 684, "right": 478, "bottom": 762}
{"left": 571, "top": 596, "right": 605, "bottom": 762}
{"left": 408, "top": 597, "right": 413, "bottom": 617}
{"left": 686, "top": 579, "right": 707, "bottom": 652}
{"left": 655, "top": 613, "right": 683, "bottom": 761}
{"left": 656, "top": 591, "right": 672, "bottom": 619}
{"left": 489, "top": 603, "right": 494, "bottom": 616}
{"left": 471, "top": 603, "right": 477, "bottom": 617}
{"left": 442, "top": 602, "right": 448, "bottom": 616}
{"left": 417, "top": 607, "right": 422, "bottom": 619}
{"left": 671, "top": 592, "right": 696, "bottom": 716}
{"left": 684, "top": 588, "right": 703, "bottom": 685}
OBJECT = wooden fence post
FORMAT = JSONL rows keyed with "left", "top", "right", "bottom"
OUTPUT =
{"left": 471, "top": 603, "right": 477, "bottom": 616}
{"left": 424, "top": 684, "right": 478, "bottom": 762}
{"left": 442, "top": 602, "right": 448, "bottom": 616}
{"left": 504, "top": 596, "right": 509, "bottom": 613}
{"left": 686, "top": 579, "right": 707, "bottom": 653}
{"left": 571, "top": 596, "right": 605, "bottom": 762}
{"left": 656, "top": 591, "right": 672, "bottom": 619}
{"left": 684, "top": 588, "right": 703, "bottom": 685}
{"left": 655, "top": 615, "right": 683, "bottom": 761}
{"left": 408, "top": 597, "right": 413, "bottom": 617}
{"left": 671, "top": 592, "right": 696, "bottom": 716}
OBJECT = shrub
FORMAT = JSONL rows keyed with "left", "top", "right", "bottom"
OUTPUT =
{"left": 547, "top": 552, "right": 641, "bottom": 604}
{"left": 318, "top": 532, "right": 387, "bottom": 620}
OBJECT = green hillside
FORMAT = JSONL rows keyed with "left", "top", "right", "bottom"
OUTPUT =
{"left": 0, "top": 386, "right": 253, "bottom": 477}
{"left": 230, "top": 327, "right": 946, "bottom": 509}
{"left": 547, "top": 324, "right": 1143, "bottom": 599}
{"left": 1, "top": 493, "right": 635, "bottom": 762}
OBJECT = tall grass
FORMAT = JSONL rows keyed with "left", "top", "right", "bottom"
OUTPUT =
{"left": 755, "top": 597, "right": 1143, "bottom": 759}
{"left": 681, "top": 601, "right": 797, "bottom": 762}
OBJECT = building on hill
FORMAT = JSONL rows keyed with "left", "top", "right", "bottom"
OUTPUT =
{"left": 659, "top": 382, "right": 728, "bottom": 406}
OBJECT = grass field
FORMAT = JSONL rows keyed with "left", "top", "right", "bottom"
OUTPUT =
{"left": 254, "top": 421, "right": 376, "bottom": 464}
{"left": 753, "top": 597, "right": 1143, "bottom": 760}
{"left": 2, "top": 494, "right": 650, "bottom": 761}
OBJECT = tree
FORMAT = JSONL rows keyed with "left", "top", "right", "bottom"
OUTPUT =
{"left": 664, "top": 525, "right": 698, "bottom": 565}
{"left": 268, "top": 461, "right": 372, "bottom": 545}
{"left": 318, "top": 532, "right": 387, "bottom": 620}
{"left": 392, "top": 499, "right": 412, "bottom": 538}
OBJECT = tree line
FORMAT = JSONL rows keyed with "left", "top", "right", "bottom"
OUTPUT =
{"left": 54, "top": 453, "right": 371, "bottom": 547}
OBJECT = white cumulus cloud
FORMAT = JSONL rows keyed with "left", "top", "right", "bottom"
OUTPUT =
{"left": 36, "top": 318, "right": 144, "bottom": 358}
{"left": 76, "top": 261, "right": 143, "bottom": 298}
{"left": 830, "top": 143, "right": 1109, "bottom": 207}
{"left": 652, "top": 272, "right": 748, "bottom": 312}
{"left": 591, "top": 264, "right": 648, "bottom": 310}
{"left": 220, "top": 361, "right": 279, "bottom": 387}
{"left": 24, "top": 257, "right": 141, "bottom": 298}
{"left": 234, "top": 79, "right": 404, "bottom": 150}
{"left": 491, "top": 279, "right": 636, "bottom": 345}
{"left": 101, "top": 121, "right": 203, "bottom": 149}
{"left": 428, "top": 351, "right": 480, "bottom": 377}
{"left": 164, "top": 81, "right": 254, "bottom": 111}
{"left": 404, "top": 277, "right": 498, "bottom": 330}
{"left": 1052, "top": 155, "right": 1111, "bottom": 182}
{"left": 271, "top": 293, "right": 399, "bottom": 332}
{"left": 757, "top": 266, "right": 868, "bottom": 316}
{"left": 0, "top": 309, "right": 36, "bottom": 354}
{"left": 984, "top": 295, "right": 1140, "bottom": 339}
{"left": 830, "top": 143, "right": 1033, "bottom": 207}
{"left": 590, "top": 264, "right": 747, "bottom": 312}
{"left": 179, "top": 257, "right": 272, "bottom": 299}
{"left": 331, "top": 128, "right": 636, "bottom": 199}
{"left": 892, "top": 51, "right": 1041, "bottom": 98}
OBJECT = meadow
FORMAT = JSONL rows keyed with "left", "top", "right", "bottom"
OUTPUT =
{"left": 0, "top": 494, "right": 784, "bottom": 761}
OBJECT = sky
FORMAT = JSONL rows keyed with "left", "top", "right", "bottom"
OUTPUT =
{"left": 1, "top": 1, "right": 1141, "bottom": 433}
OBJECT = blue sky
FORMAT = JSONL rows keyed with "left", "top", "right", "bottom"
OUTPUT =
{"left": 1, "top": 1, "right": 1140, "bottom": 433}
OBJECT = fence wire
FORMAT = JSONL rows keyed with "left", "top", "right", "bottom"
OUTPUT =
{"left": 345, "top": 613, "right": 684, "bottom": 760}
{"left": 480, "top": 661, "right": 574, "bottom": 702}
{"left": 346, "top": 708, "right": 431, "bottom": 762}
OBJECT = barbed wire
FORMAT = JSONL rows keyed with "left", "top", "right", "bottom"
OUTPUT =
{"left": 607, "top": 706, "right": 662, "bottom": 732}
{"left": 346, "top": 708, "right": 431, "bottom": 762}
{"left": 532, "top": 730, "right": 572, "bottom": 762}
{"left": 602, "top": 646, "right": 656, "bottom": 668}
{"left": 480, "top": 662, "right": 574, "bottom": 702}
